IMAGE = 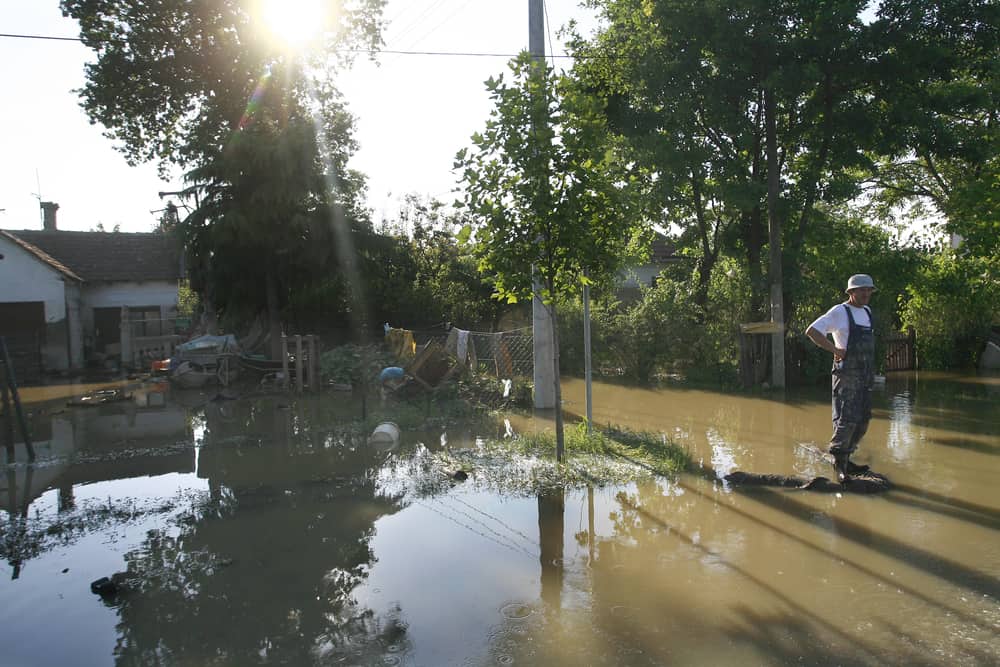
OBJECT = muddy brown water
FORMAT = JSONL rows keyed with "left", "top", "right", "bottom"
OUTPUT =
{"left": 1, "top": 373, "right": 997, "bottom": 666}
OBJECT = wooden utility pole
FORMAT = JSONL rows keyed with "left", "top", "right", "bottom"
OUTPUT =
{"left": 765, "top": 87, "right": 785, "bottom": 388}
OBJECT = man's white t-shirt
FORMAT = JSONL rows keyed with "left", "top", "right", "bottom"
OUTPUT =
{"left": 808, "top": 303, "right": 871, "bottom": 350}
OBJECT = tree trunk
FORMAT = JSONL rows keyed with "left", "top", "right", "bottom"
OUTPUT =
{"left": 690, "top": 171, "right": 717, "bottom": 311}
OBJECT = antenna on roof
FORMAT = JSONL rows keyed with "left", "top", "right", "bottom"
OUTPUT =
{"left": 32, "top": 169, "right": 43, "bottom": 225}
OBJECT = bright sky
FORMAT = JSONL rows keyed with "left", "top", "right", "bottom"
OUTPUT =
{"left": 0, "top": 1, "right": 596, "bottom": 233}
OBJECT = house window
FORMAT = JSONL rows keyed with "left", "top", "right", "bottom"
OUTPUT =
{"left": 130, "top": 306, "right": 163, "bottom": 337}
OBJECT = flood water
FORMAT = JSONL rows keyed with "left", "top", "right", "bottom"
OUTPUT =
{"left": 1, "top": 372, "right": 998, "bottom": 666}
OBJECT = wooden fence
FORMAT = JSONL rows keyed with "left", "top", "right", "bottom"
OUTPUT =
{"left": 884, "top": 330, "right": 915, "bottom": 371}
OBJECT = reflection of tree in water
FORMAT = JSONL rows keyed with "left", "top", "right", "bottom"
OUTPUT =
{"left": 110, "top": 397, "right": 412, "bottom": 665}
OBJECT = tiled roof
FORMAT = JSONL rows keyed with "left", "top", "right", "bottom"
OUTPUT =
{"left": 4, "top": 229, "right": 182, "bottom": 283}
{"left": 0, "top": 230, "right": 82, "bottom": 282}
{"left": 650, "top": 234, "right": 680, "bottom": 264}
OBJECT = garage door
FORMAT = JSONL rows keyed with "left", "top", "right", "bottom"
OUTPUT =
{"left": 0, "top": 302, "right": 45, "bottom": 385}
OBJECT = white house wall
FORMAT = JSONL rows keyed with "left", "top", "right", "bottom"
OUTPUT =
{"left": 81, "top": 281, "right": 179, "bottom": 332}
{"left": 0, "top": 234, "right": 72, "bottom": 370}
{"left": 619, "top": 265, "right": 662, "bottom": 289}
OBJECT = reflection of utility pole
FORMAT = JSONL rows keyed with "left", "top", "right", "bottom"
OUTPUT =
{"left": 537, "top": 487, "right": 564, "bottom": 611}
{"left": 587, "top": 485, "right": 595, "bottom": 565}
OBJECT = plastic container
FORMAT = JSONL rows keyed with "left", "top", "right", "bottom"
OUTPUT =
{"left": 369, "top": 421, "right": 400, "bottom": 446}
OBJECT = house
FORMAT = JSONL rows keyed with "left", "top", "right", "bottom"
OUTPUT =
{"left": 0, "top": 202, "right": 183, "bottom": 379}
{"left": 617, "top": 233, "right": 683, "bottom": 299}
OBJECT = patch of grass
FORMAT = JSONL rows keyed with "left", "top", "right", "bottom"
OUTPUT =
{"left": 424, "top": 421, "right": 692, "bottom": 496}
{"left": 519, "top": 422, "right": 691, "bottom": 477}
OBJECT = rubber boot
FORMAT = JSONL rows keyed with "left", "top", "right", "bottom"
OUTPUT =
{"left": 846, "top": 459, "right": 870, "bottom": 475}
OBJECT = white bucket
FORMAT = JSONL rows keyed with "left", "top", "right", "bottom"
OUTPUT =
{"left": 369, "top": 421, "right": 401, "bottom": 446}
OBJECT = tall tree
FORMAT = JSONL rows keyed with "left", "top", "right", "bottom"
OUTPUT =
{"left": 570, "top": 0, "right": 879, "bottom": 327}
{"left": 62, "top": 0, "right": 385, "bottom": 356}
{"left": 456, "top": 54, "right": 645, "bottom": 458}
{"left": 866, "top": 0, "right": 999, "bottom": 260}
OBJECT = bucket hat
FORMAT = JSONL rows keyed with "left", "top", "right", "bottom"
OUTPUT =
{"left": 845, "top": 274, "right": 876, "bottom": 293}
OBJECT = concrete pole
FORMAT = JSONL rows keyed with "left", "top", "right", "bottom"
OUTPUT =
{"left": 583, "top": 276, "right": 593, "bottom": 432}
{"left": 529, "top": 0, "right": 555, "bottom": 409}
{"left": 765, "top": 87, "right": 785, "bottom": 388}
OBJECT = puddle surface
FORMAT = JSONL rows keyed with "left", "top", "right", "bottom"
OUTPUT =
{"left": 1, "top": 373, "right": 998, "bottom": 665}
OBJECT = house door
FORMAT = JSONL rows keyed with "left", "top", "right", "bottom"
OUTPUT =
{"left": 0, "top": 301, "right": 45, "bottom": 383}
{"left": 93, "top": 307, "right": 121, "bottom": 352}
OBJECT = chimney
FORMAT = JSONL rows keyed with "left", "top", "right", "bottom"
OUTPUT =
{"left": 41, "top": 201, "right": 59, "bottom": 231}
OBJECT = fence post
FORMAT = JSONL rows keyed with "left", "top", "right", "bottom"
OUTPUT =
{"left": 295, "top": 335, "right": 303, "bottom": 393}
{"left": 281, "top": 336, "right": 289, "bottom": 391}
{"left": 308, "top": 336, "right": 318, "bottom": 391}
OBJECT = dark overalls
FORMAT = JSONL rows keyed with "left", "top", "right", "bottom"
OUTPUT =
{"left": 829, "top": 305, "right": 875, "bottom": 457}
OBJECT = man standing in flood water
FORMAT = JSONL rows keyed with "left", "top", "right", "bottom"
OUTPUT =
{"left": 805, "top": 274, "right": 877, "bottom": 483}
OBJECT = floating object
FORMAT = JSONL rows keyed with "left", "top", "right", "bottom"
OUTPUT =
{"left": 169, "top": 360, "right": 215, "bottom": 389}
{"left": 67, "top": 388, "right": 131, "bottom": 407}
{"left": 724, "top": 470, "right": 890, "bottom": 494}
{"left": 90, "top": 577, "right": 117, "bottom": 598}
{"left": 369, "top": 421, "right": 400, "bottom": 446}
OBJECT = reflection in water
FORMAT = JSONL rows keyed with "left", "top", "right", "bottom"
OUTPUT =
{"left": 538, "top": 487, "right": 565, "bottom": 612}
{"left": 0, "top": 372, "right": 997, "bottom": 665}
{"left": 887, "top": 390, "right": 916, "bottom": 458}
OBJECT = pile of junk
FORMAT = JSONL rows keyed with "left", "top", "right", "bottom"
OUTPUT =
{"left": 160, "top": 334, "right": 241, "bottom": 389}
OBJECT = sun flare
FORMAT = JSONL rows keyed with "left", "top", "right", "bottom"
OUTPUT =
{"left": 256, "top": 0, "right": 331, "bottom": 48}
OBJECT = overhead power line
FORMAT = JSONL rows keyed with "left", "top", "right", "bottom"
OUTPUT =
{"left": 0, "top": 32, "right": 576, "bottom": 59}
{"left": 0, "top": 32, "right": 81, "bottom": 42}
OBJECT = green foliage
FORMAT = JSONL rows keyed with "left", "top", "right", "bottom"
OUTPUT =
{"left": 900, "top": 252, "right": 999, "bottom": 369}
{"left": 456, "top": 54, "right": 647, "bottom": 306}
{"left": 457, "top": 53, "right": 648, "bottom": 456}
{"left": 176, "top": 280, "right": 199, "bottom": 318}
{"left": 63, "top": 0, "right": 385, "bottom": 343}
{"left": 361, "top": 195, "right": 511, "bottom": 330}
{"left": 867, "top": 0, "right": 999, "bottom": 260}
{"left": 570, "top": 0, "right": 881, "bottom": 313}
{"left": 318, "top": 344, "right": 394, "bottom": 386}
{"left": 789, "top": 207, "right": 924, "bottom": 381}
{"left": 558, "top": 262, "right": 747, "bottom": 384}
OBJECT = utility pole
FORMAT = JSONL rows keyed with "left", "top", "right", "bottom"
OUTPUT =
{"left": 529, "top": 0, "right": 556, "bottom": 409}
{"left": 765, "top": 87, "right": 785, "bottom": 388}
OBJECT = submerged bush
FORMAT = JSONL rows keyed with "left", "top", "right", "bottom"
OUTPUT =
{"left": 900, "top": 252, "right": 998, "bottom": 369}
{"left": 319, "top": 344, "right": 395, "bottom": 385}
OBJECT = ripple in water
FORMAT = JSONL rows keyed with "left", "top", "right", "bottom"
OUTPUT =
{"left": 496, "top": 655, "right": 514, "bottom": 665}
{"left": 500, "top": 602, "right": 534, "bottom": 620}
{"left": 610, "top": 605, "right": 638, "bottom": 619}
